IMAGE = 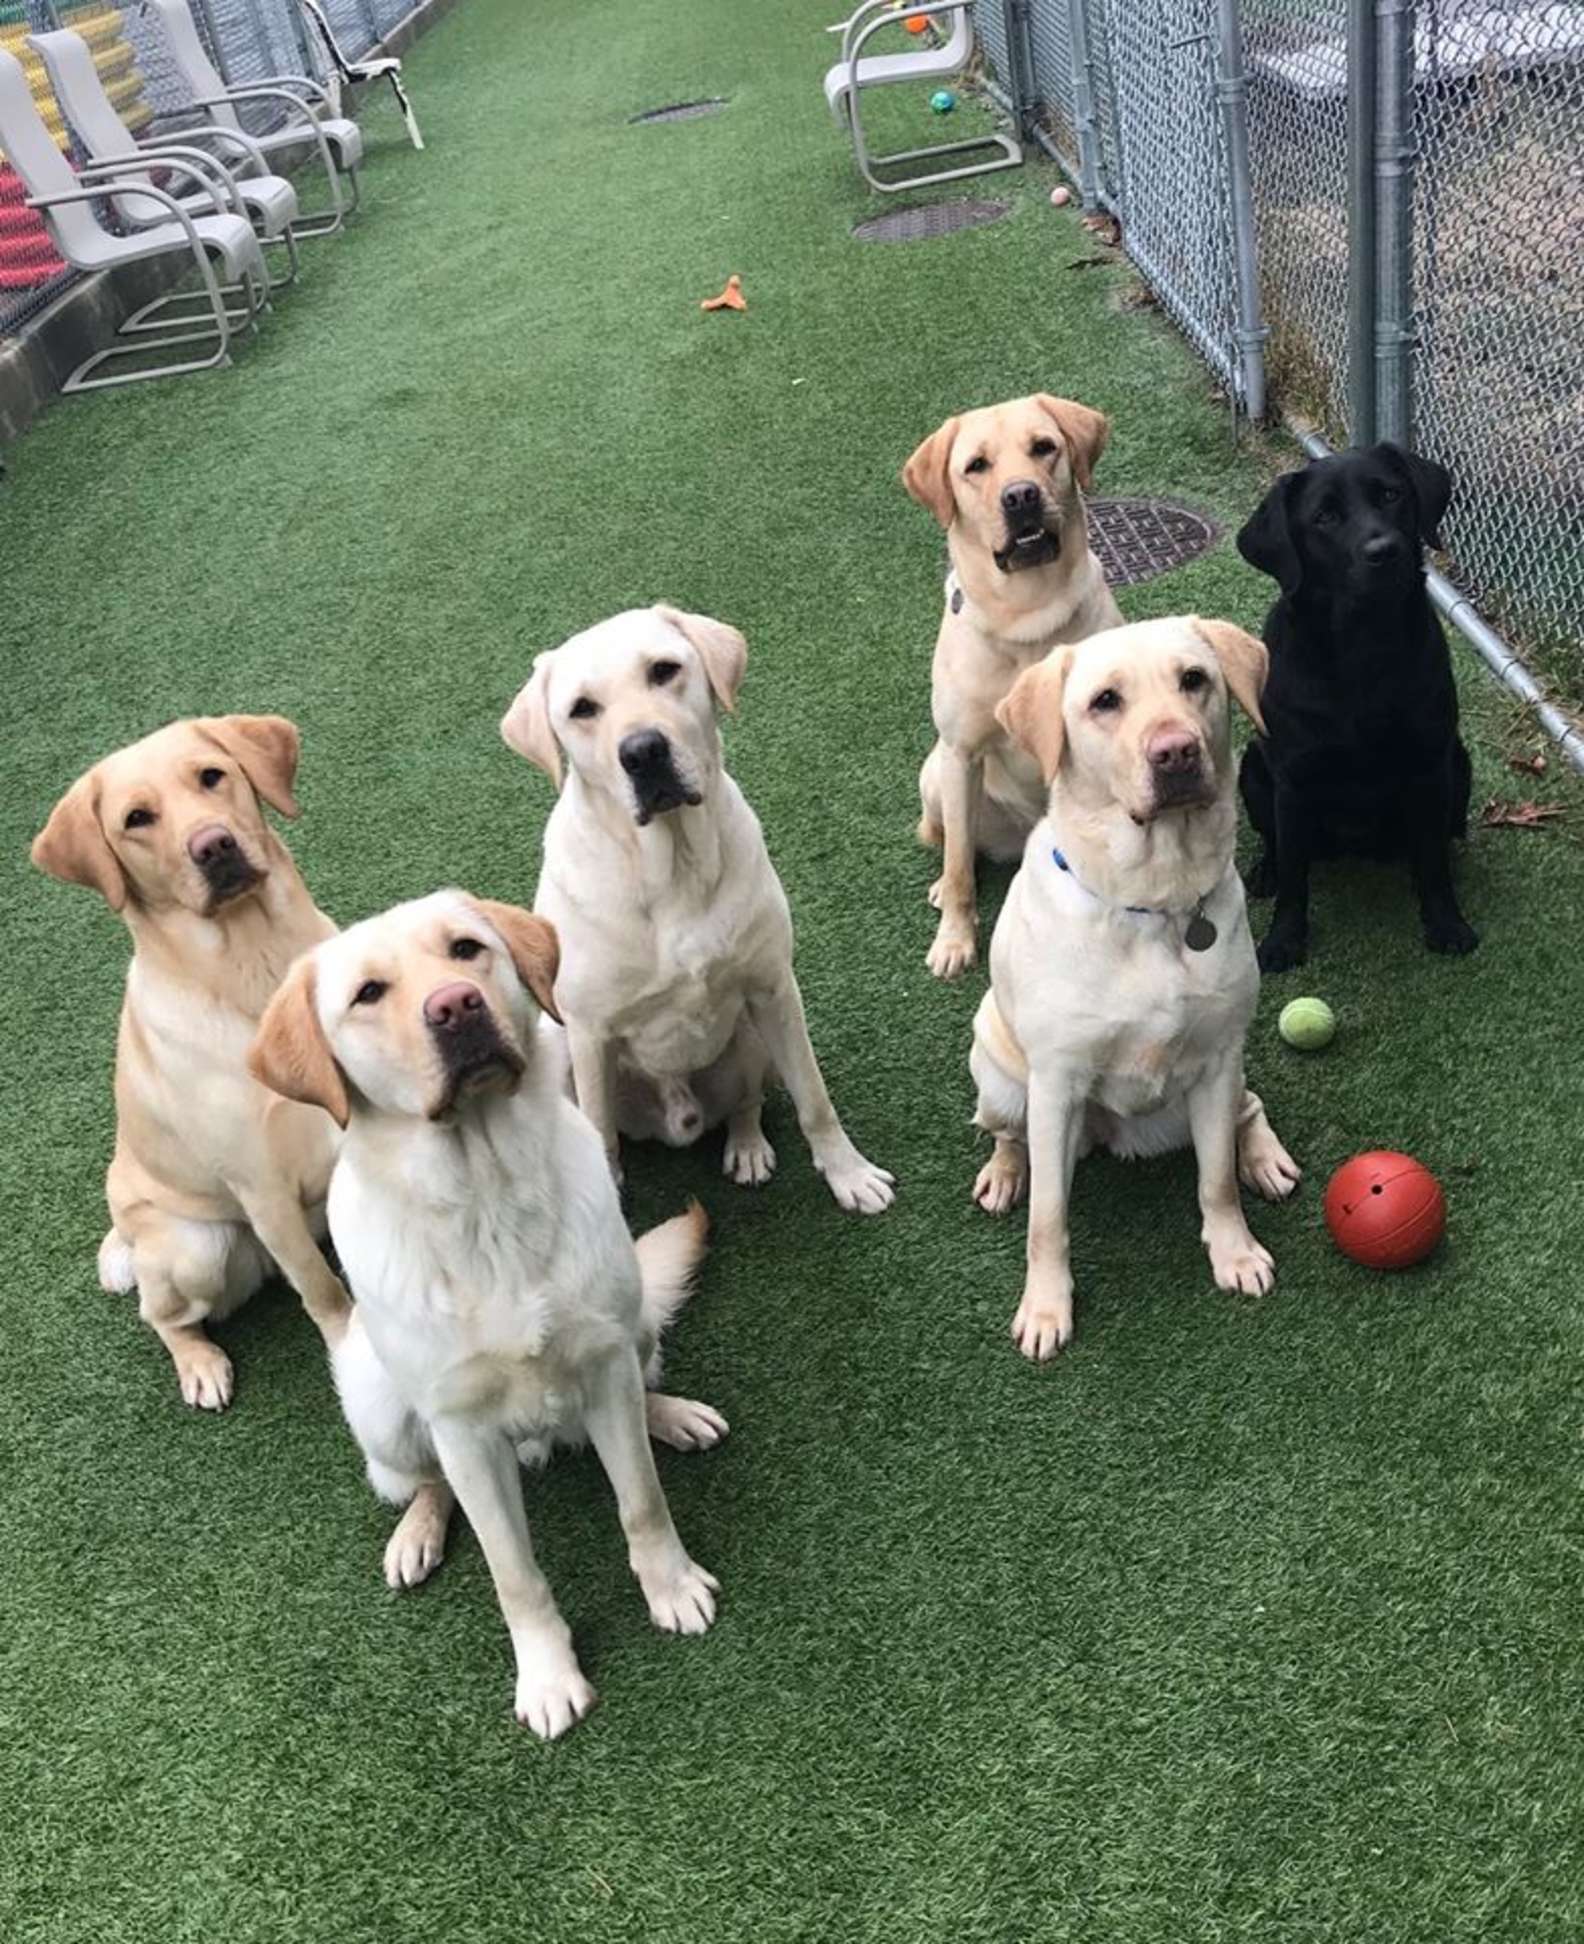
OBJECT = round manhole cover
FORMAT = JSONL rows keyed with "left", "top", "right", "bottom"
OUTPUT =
{"left": 629, "top": 97, "right": 728, "bottom": 124}
{"left": 1087, "top": 498, "right": 1220, "bottom": 586}
{"left": 852, "top": 199, "right": 1010, "bottom": 243}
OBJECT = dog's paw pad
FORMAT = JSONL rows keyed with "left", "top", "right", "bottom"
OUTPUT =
{"left": 1010, "top": 1294, "right": 1072, "bottom": 1361}
{"left": 723, "top": 1131, "right": 776, "bottom": 1187}
{"left": 514, "top": 1658, "right": 596, "bottom": 1740}
{"left": 175, "top": 1343, "right": 234, "bottom": 1412}
{"left": 647, "top": 1393, "right": 729, "bottom": 1451}
{"left": 640, "top": 1558, "right": 720, "bottom": 1635}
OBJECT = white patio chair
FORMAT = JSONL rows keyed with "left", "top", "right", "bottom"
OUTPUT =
{"left": 29, "top": 28, "right": 301, "bottom": 293}
{"left": 822, "top": 2, "right": 1021, "bottom": 193}
{"left": 0, "top": 48, "right": 266, "bottom": 392}
{"left": 297, "top": 0, "right": 423, "bottom": 150}
{"left": 146, "top": 0, "right": 362, "bottom": 237}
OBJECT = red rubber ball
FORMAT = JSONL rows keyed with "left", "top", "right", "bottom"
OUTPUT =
{"left": 1324, "top": 1150, "right": 1446, "bottom": 1270}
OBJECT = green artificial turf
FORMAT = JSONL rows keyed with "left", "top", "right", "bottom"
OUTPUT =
{"left": 3, "top": 3, "right": 1584, "bottom": 1938}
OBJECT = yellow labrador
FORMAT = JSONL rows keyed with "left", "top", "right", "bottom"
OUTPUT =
{"left": 250, "top": 892, "right": 724, "bottom": 1738}
{"left": 903, "top": 393, "right": 1124, "bottom": 979}
{"left": 502, "top": 605, "right": 894, "bottom": 1214}
{"left": 30, "top": 717, "right": 349, "bottom": 1408}
{"left": 969, "top": 618, "right": 1300, "bottom": 1359}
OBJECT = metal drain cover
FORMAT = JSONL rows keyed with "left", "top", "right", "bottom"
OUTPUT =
{"left": 629, "top": 97, "right": 727, "bottom": 124}
{"left": 852, "top": 199, "right": 1010, "bottom": 243}
{"left": 1087, "top": 498, "right": 1219, "bottom": 586}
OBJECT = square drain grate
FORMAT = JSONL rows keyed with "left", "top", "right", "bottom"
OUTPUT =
{"left": 852, "top": 199, "right": 1010, "bottom": 242}
{"left": 629, "top": 97, "right": 728, "bottom": 124}
{"left": 1087, "top": 498, "right": 1220, "bottom": 586}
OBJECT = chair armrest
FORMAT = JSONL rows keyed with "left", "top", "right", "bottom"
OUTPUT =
{"left": 848, "top": 0, "right": 970, "bottom": 64}
{"left": 196, "top": 84, "right": 326, "bottom": 128}
{"left": 152, "top": 121, "right": 273, "bottom": 177}
{"left": 73, "top": 151, "right": 236, "bottom": 217}
{"left": 27, "top": 178, "right": 214, "bottom": 257}
{"left": 237, "top": 71, "right": 334, "bottom": 107}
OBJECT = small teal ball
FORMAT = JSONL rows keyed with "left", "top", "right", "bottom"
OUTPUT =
{"left": 1279, "top": 996, "right": 1336, "bottom": 1051}
{"left": 930, "top": 89, "right": 957, "bottom": 113}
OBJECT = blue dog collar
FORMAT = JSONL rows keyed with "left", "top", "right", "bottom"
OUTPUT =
{"left": 1050, "top": 844, "right": 1219, "bottom": 950}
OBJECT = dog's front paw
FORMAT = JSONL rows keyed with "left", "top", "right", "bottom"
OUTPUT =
{"left": 1238, "top": 1133, "right": 1301, "bottom": 1203}
{"left": 1206, "top": 1221, "right": 1275, "bottom": 1296}
{"left": 514, "top": 1646, "right": 597, "bottom": 1740}
{"left": 172, "top": 1337, "right": 234, "bottom": 1412}
{"left": 927, "top": 924, "right": 977, "bottom": 980}
{"left": 723, "top": 1126, "right": 776, "bottom": 1187}
{"left": 816, "top": 1144, "right": 896, "bottom": 1214}
{"left": 1256, "top": 926, "right": 1307, "bottom": 975}
{"left": 636, "top": 1551, "right": 720, "bottom": 1635}
{"left": 383, "top": 1488, "right": 449, "bottom": 1590}
{"left": 1010, "top": 1286, "right": 1072, "bottom": 1361}
{"left": 1424, "top": 913, "right": 1479, "bottom": 956}
{"left": 973, "top": 1146, "right": 1027, "bottom": 1214}
{"left": 646, "top": 1391, "right": 729, "bottom": 1451}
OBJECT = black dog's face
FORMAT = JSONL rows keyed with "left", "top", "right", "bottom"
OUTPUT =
{"left": 1237, "top": 443, "right": 1451, "bottom": 603}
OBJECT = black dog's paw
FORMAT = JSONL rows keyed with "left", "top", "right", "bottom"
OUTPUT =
{"left": 1257, "top": 928, "right": 1308, "bottom": 976}
{"left": 1425, "top": 914, "right": 1479, "bottom": 956}
{"left": 1244, "top": 853, "right": 1277, "bottom": 899}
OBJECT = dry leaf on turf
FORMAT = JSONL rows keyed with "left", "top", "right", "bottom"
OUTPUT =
{"left": 1480, "top": 798, "right": 1565, "bottom": 829}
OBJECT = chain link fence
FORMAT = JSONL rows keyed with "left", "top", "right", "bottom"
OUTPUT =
{"left": 973, "top": 0, "right": 1584, "bottom": 712}
{"left": 0, "top": 0, "right": 407, "bottom": 337}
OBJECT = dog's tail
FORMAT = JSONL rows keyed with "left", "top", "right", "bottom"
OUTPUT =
{"left": 635, "top": 1199, "right": 710, "bottom": 1340}
{"left": 97, "top": 1228, "right": 137, "bottom": 1295}
{"left": 635, "top": 1201, "right": 710, "bottom": 1386}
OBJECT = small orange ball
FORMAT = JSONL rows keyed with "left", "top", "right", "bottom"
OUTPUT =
{"left": 904, "top": 13, "right": 930, "bottom": 32}
{"left": 1324, "top": 1151, "right": 1446, "bottom": 1271}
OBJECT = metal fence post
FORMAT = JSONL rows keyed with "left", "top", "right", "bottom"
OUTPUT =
{"left": 1374, "top": 0, "right": 1417, "bottom": 447}
{"left": 1005, "top": 0, "right": 1040, "bottom": 139}
{"left": 1345, "top": 0, "right": 1377, "bottom": 443}
{"left": 1065, "top": 0, "right": 1103, "bottom": 208}
{"left": 1211, "top": 0, "right": 1267, "bottom": 421}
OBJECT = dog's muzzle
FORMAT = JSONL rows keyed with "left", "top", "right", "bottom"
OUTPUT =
{"left": 993, "top": 477, "right": 1060, "bottom": 575}
{"left": 425, "top": 982, "right": 525, "bottom": 1117}
{"left": 619, "top": 727, "right": 703, "bottom": 825}
{"left": 1140, "top": 729, "right": 1214, "bottom": 818}
{"left": 187, "top": 822, "right": 261, "bottom": 906}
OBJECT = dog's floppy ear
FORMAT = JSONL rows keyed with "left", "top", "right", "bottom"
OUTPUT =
{"left": 654, "top": 605, "right": 748, "bottom": 713}
{"left": 1034, "top": 394, "right": 1109, "bottom": 491}
{"left": 1192, "top": 618, "right": 1268, "bottom": 736}
{"left": 31, "top": 770, "right": 127, "bottom": 911}
{"left": 200, "top": 715, "right": 302, "bottom": 818}
{"left": 996, "top": 645, "right": 1075, "bottom": 785}
{"left": 1376, "top": 442, "right": 1451, "bottom": 545}
{"left": 901, "top": 415, "right": 962, "bottom": 529}
{"left": 1237, "top": 471, "right": 1303, "bottom": 596}
{"left": 500, "top": 653, "right": 562, "bottom": 789}
{"left": 249, "top": 954, "right": 349, "bottom": 1128}
{"left": 466, "top": 898, "right": 563, "bottom": 1022}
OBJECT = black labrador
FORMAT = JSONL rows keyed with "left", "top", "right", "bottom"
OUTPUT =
{"left": 1236, "top": 442, "right": 1477, "bottom": 974}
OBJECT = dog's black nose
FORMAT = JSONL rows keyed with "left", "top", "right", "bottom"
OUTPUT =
{"left": 619, "top": 729, "right": 670, "bottom": 776}
{"left": 1362, "top": 533, "right": 1403, "bottom": 564}
{"left": 1000, "top": 479, "right": 1042, "bottom": 521}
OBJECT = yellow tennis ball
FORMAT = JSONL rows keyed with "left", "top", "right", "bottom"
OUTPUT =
{"left": 1279, "top": 997, "right": 1336, "bottom": 1050}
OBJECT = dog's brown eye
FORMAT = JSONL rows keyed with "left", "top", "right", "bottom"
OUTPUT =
{"left": 963, "top": 455, "right": 989, "bottom": 476}
{"left": 568, "top": 696, "right": 600, "bottom": 721}
{"left": 353, "top": 980, "right": 386, "bottom": 1006}
{"left": 1378, "top": 485, "right": 1400, "bottom": 505}
{"left": 1030, "top": 438, "right": 1057, "bottom": 458}
{"left": 199, "top": 767, "right": 224, "bottom": 790}
{"left": 1090, "top": 688, "right": 1122, "bottom": 713}
{"left": 450, "top": 938, "right": 485, "bottom": 961}
{"left": 1180, "top": 668, "right": 1210, "bottom": 694}
{"left": 648, "top": 659, "right": 681, "bottom": 688}
{"left": 123, "top": 807, "right": 156, "bottom": 831}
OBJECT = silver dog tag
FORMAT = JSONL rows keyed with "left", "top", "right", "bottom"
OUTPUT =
{"left": 1184, "top": 910, "right": 1217, "bottom": 952}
